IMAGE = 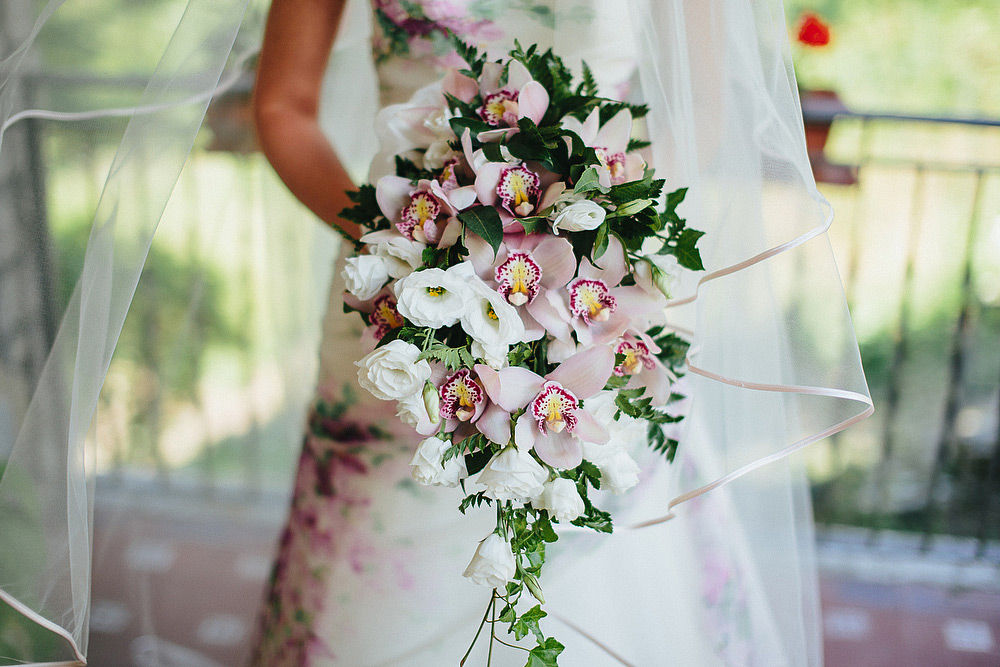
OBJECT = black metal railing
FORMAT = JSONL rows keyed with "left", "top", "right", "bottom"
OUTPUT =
{"left": 806, "top": 106, "right": 1000, "bottom": 560}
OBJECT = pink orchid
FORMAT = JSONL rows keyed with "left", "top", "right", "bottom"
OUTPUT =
{"left": 613, "top": 331, "right": 676, "bottom": 406}
{"left": 561, "top": 108, "right": 646, "bottom": 186}
{"left": 375, "top": 175, "right": 478, "bottom": 246}
{"left": 465, "top": 231, "right": 577, "bottom": 341}
{"left": 474, "top": 345, "right": 614, "bottom": 468}
{"left": 476, "top": 60, "right": 550, "bottom": 142}
{"left": 557, "top": 235, "right": 666, "bottom": 347}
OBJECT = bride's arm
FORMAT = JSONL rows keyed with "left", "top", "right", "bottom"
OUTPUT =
{"left": 253, "top": 0, "right": 361, "bottom": 240}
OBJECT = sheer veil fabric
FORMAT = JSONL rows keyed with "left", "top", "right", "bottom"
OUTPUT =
{"left": 0, "top": 0, "right": 871, "bottom": 665}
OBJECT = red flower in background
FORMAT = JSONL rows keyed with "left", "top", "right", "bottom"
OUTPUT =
{"left": 797, "top": 12, "right": 831, "bottom": 47}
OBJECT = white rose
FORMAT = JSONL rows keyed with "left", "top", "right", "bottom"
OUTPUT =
{"left": 411, "top": 436, "right": 467, "bottom": 487}
{"left": 536, "top": 477, "right": 585, "bottom": 522}
{"left": 550, "top": 199, "right": 606, "bottom": 234}
{"left": 423, "top": 138, "right": 458, "bottom": 170}
{"left": 423, "top": 108, "right": 454, "bottom": 137}
{"left": 477, "top": 447, "right": 547, "bottom": 503}
{"left": 461, "top": 279, "right": 524, "bottom": 362}
{"left": 394, "top": 264, "right": 471, "bottom": 328}
{"left": 635, "top": 254, "right": 681, "bottom": 298}
{"left": 356, "top": 339, "right": 431, "bottom": 401}
{"left": 370, "top": 236, "right": 425, "bottom": 279}
{"left": 463, "top": 533, "right": 516, "bottom": 589}
{"left": 600, "top": 449, "right": 641, "bottom": 495}
{"left": 342, "top": 255, "right": 390, "bottom": 301}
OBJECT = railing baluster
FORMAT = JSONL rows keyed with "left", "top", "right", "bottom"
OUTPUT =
{"left": 920, "top": 170, "right": 987, "bottom": 550}
{"left": 868, "top": 165, "right": 927, "bottom": 544}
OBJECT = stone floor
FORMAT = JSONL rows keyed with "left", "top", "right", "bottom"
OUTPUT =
{"left": 84, "top": 493, "right": 1000, "bottom": 666}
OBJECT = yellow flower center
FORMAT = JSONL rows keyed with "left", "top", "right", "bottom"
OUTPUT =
{"left": 427, "top": 286, "right": 446, "bottom": 297}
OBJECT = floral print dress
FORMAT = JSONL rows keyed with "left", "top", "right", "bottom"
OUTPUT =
{"left": 248, "top": 2, "right": 758, "bottom": 665}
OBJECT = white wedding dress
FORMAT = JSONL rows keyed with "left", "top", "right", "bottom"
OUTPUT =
{"left": 247, "top": 2, "right": 825, "bottom": 666}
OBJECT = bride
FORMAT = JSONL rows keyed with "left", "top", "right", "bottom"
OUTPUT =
{"left": 0, "top": 0, "right": 871, "bottom": 665}
{"left": 246, "top": 0, "right": 871, "bottom": 666}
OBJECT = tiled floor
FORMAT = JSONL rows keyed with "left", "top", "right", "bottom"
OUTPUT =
{"left": 85, "top": 495, "right": 1000, "bottom": 666}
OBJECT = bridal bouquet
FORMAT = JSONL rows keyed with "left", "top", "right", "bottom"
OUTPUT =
{"left": 340, "top": 39, "right": 703, "bottom": 665}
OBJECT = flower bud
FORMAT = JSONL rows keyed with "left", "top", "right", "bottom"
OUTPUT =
{"left": 422, "top": 381, "right": 440, "bottom": 424}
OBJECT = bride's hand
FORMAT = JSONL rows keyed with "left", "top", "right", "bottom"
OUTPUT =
{"left": 253, "top": 0, "right": 362, "bottom": 240}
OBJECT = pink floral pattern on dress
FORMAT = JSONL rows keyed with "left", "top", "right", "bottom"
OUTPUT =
{"left": 248, "top": 387, "right": 406, "bottom": 666}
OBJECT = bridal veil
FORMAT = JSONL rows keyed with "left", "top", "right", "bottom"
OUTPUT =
{"left": 0, "top": 0, "right": 871, "bottom": 664}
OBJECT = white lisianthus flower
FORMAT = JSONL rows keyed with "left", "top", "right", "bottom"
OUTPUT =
{"left": 356, "top": 339, "right": 431, "bottom": 401}
{"left": 394, "top": 264, "right": 472, "bottom": 327}
{"left": 463, "top": 533, "right": 516, "bottom": 588}
{"left": 411, "top": 436, "right": 467, "bottom": 487}
{"left": 635, "top": 253, "right": 681, "bottom": 298}
{"left": 471, "top": 340, "right": 509, "bottom": 369}
{"left": 342, "top": 255, "right": 390, "bottom": 301}
{"left": 537, "top": 477, "right": 585, "bottom": 522}
{"left": 395, "top": 394, "right": 428, "bottom": 429}
{"left": 477, "top": 447, "right": 547, "bottom": 503}
{"left": 423, "top": 138, "right": 458, "bottom": 170}
{"left": 599, "top": 449, "right": 641, "bottom": 495}
{"left": 461, "top": 279, "right": 524, "bottom": 367}
{"left": 369, "top": 235, "right": 425, "bottom": 279}
{"left": 550, "top": 199, "right": 607, "bottom": 234}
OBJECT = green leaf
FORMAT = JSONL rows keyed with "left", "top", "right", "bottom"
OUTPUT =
{"left": 520, "top": 216, "right": 549, "bottom": 235}
{"left": 671, "top": 228, "right": 705, "bottom": 270}
{"left": 526, "top": 637, "right": 565, "bottom": 667}
{"left": 459, "top": 206, "right": 504, "bottom": 258}
{"left": 481, "top": 141, "right": 506, "bottom": 162}
{"left": 512, "top": 605, "right": 548, "bottom": 642}
{"left": 573, "top": 167, "right": 606, "bottom": 194}
{"left": 611, "top": 198, "right": 655, "bottom": 217}
{"left": 592, "top": 221, "right": 610, "bottom": 260}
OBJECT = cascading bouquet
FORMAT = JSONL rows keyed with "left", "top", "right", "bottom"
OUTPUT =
{"left": 340, "top": 38, "right": 704, "bottom": 666}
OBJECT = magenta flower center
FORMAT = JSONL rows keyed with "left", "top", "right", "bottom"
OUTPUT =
{"left": 370, "top": 294, "right": 404, "bottom": 340}
{"left": 495, "top": 251, "right": 542, "bottom": 306}
{"left": 439, "top": 157, "right": 461, "bottom": 191}
{"left": 614, "top": 339, "right": 655, "bottom": 376}
{"left": 439, "top": 369, "right": 484, "bottom": 422}
{"left": 568, "top": 277, "right": 617, "bottom": 324}
{"left": 497, "top": 165, "right": 540, "bottom": 218}
{"left": 399, "top": 192, "right": 440, "bottom": 240}
{"left": 479, "top": 90, "right": 519, "bottom": 127}
{"left": 596, "top": 147, "right": 627, "bottom": 184}
{"left": 530, "top": 381, "right": 579, "bottom": 434}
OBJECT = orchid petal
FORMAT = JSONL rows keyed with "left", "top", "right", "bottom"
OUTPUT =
{"left": 643, "top": 364, "right": 674, "bottom": 406}
{"left": 533, "top": 430, "right": 583, "bottom": 469}
{"left": 375, "top": 175, "right": 414, "bottom": 224}
{"left": 538, "top": 181, "right": 565, "bottom": 212}
{"left": 443, "top": 69, "right": 478, "bottom": 103}
{"left": 475, "top": 162, "right": 504, "bottom": 206}
{"left": 477, "top": 402, "right": 513, "bottom": 446}
{"left": 475, "top": 364, "right": 544, "bottom": 411}
{"left": 581, "top": 108, "right": 600, "bottom": 144}
{"left": 614, "top": 285, "right": 667, "bottom": 318}
{"left": 546, "top": 338, "right": 578, "bottom": 364}
{"left": 517, "top": 81, "right": 549, "bottom": 125}
{"left": 574, "top": 410, "right": 610, "bottom": 445}
{"left": 438, "top": 217, "right": 463, "bottom": 248}
{"left": 478, "top": 127, "right": 517, "bottom": 143}
{"left": 596, "top": 109, "right": 633, "bottom": 154}
{"left": 461, "top": 128, "right": 476, "bottom": 169}
{"left": 465, "top": 233, "right": 498, "bottom": 278}
{"left": 589, "top": 311, "right": 631, "bottom": 345}
{"left": 580, "top": 235, "right": 627, "bottom": 286}
{"left": 479, "top": 62, "right": 504, "bottom": 95}
{"left": 526, "top": 293, "right": 571, "bottom": 340}
{"left": 448, "top": 185, "right": 479, "bottom": 211}
{"left": 547, "top": 345, "right": 614, "bottom": 398}
{"left": 506, "top": 60, "right": 533, "bottom": 90}
{"left": 513, "top": 412, "right": 536, "bottom": 452}
{"left": 531, "top": 237, "right": 576, "bottom": 288}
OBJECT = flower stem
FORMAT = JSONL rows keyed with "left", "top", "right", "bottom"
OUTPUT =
{"left": 460, "top": 589, "right": 497, "bottom": 666}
